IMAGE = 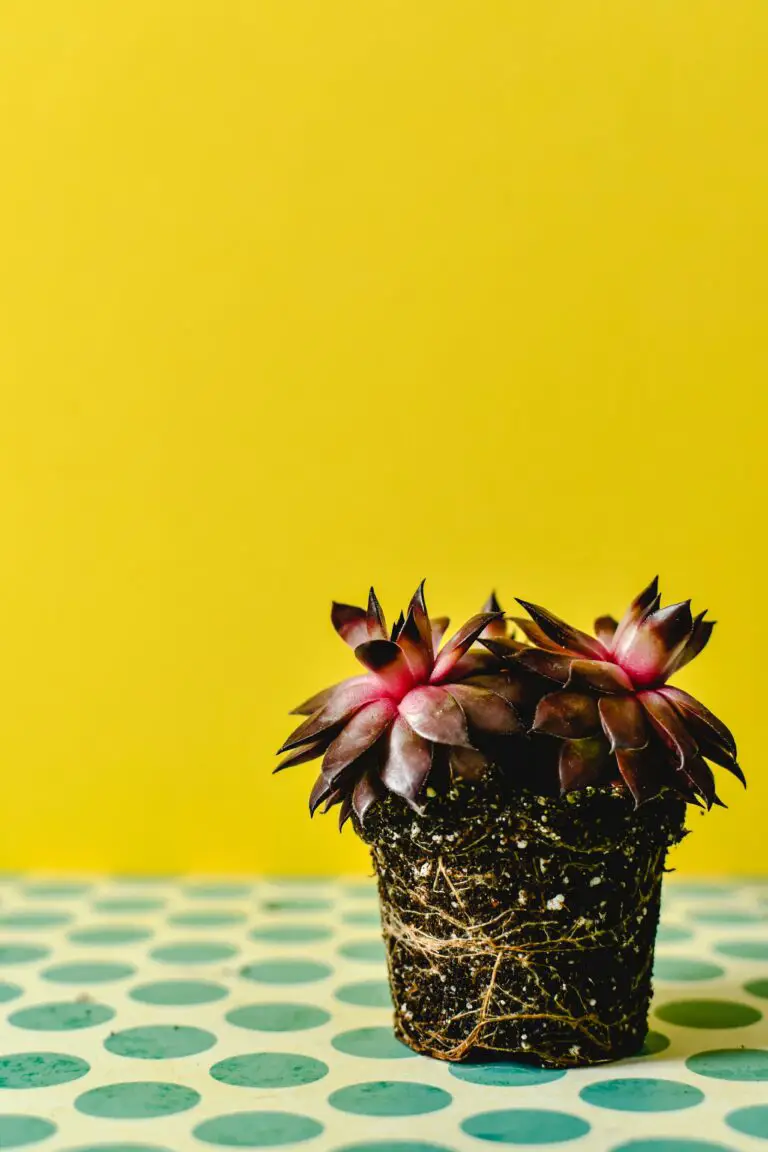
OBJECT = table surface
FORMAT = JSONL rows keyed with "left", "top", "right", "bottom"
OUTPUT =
{"left": 0, "top": 874, "right": 766, "bottom": 1151}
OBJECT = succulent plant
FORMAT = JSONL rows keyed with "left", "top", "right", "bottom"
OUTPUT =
{"left": 493, "top": 577, "right": 743, "bottom": 807}
{"left": 277, "top": 584, "right": 532, "bottom": 826}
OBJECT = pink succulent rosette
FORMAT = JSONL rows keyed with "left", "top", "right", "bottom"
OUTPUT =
{"left": 501, "top": 577, "right": 743, "bottom": 806}
{"left": 277, "top": 584, "right": 531, "bottom": 825}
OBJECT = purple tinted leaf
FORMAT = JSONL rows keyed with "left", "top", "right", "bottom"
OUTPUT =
{"left": 398, "top": 685, "right": 472, "bottom": 747}
{"left": 639, "top": 690, "right": 698, "bottom": 767}
{"left": 479, "top": 636, "right": 527, "bottom": 661}
{"left": 309, "top": 773, "right": 333, "bottom": 815}
{"left": 338, "top": 794, "right": 353, "bottom": 829}
{"left": 449, "top": 746, "right": 488, "bottom": 782}
{"left": 380, "top": 717, "right": 433, "bottom": 807}
{"left": 668, "top": 612, "right": 715, "bottom": 674}
{"left": 352, "top": 770, "right": 382, "bottom": 823}
{"left": 397, "top": 607, "right": 432, "bottom": 683}
{"left": 407, "top": 580, "right": 433, "bottom": 660}
{"left": 515, "top": 599, "right": 608, "bottom": 659}
{"left": 615, "top": 746, "right": 666, "bottom": 806}
{"left": 366, "top": 587, "right": 388, "bottom": 641}
{"left": 532, "top": 692, "right": 600, "bottom": 739}
{"left": 331, "top": 602, "right": 369, "bottom": 648}
{"left": 598, "top": 695, "right": 649, "bottom": 751}
{"left": 390, "top": 610, "right": 406, "bottom": 642}
{"left": 514, "top": 648, "right": 572, "bottom": 683}
{"left": 445, "top": 683, "right": 522, "bottom": 735}
{"left": 658, "top": 686, "right": 737, "bottom": 757}
{"left": 278, "top": 678, "right": 383, "bottom": 753}
{"left": 274, "top": 738, "right": 330, "bottom": 773}
{"left": 566, "top": 659, "right": 633, "bottom": 695}
{"left": 322, "top": 699, "right": 396, "bottom": 784}
{"left": 480, "top": 593, "right": 506, "bottom": 638}
{"left": 431, "top": 612, "right": 505, "bottom": 681}
{"left": 431, "top": 616, "right": 450, "bottom": 651}
{"left": 594, "top": 615, "right": 619, "bottom": 646}
{"left": 450, "top": 650, "right": 506, "bottom": 679}
{"left": 616, "top": 601, "right": 694, "bottom": 687}
{"left": 354, "top": 639, "right": 414, "bottom": 697}
{"left": 290, "top": 676, "right": 367, "bottom": 717}
{"left": 612, "top": 577, "right": 660, "bottom": 650}
{"left": 509, "top": 617, "right": 565, "bottom": 652}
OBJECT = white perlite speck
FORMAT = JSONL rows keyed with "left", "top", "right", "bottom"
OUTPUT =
{"left": 546, "top": 894, "right": 565, "bottom": 911}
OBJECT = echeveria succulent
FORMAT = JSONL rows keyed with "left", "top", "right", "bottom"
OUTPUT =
{"left": 277, "top": 584, "right": 531, "bottom": 826}
{"left": 495, "top": 577, "right": 743, "bottom": 807}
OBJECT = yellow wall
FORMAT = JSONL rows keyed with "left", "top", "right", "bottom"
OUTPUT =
{"left": 0, "top": 2, "right": 765, "bottom": 875}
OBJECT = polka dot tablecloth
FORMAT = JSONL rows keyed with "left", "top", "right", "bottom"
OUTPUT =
{"left": 0, "top": 875, "right": 766, "bottom": 1151}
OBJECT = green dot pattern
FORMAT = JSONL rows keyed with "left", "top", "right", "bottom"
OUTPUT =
{"left": 0, "top": 874, "right": 764, "bottom": 1148}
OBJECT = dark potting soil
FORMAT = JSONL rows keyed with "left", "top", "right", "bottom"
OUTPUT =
{"left": 358, "top": 772, "right": 686, "bottom": 1067}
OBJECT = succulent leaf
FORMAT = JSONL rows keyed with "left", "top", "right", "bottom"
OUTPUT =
{"left": 321, "top": 699, "right": 397, "bottom": 784}
{"left": 380, "top": 716, "right": 433, "bottom": 807}
{"left": 331, "top": 602, "right": 369, "bottom": 648}
{"left": 532, "top": 692, "right": 600, "bottom": 739}
{"left": 431, "top": 612, "right": 505, "bottom": 681}
{"left": 445, "top": 683, "right": 522, "bottom": 735}
{"left": 597, "top": 694, "right": 649, "bottom": 751}
{"left": 594, "top": 615, "right": 619, "bottom": 645}
{"left": 399, "top": 684, "right": 473, "bottom": 747}
{"left": 566, "top": 659, "right": 633, "bottom": 695}
{"left": 615, "top": 601, "right": 694, "bottom": 686}
{"left": 515, "top": 599, "right": 608, "bottom": 659}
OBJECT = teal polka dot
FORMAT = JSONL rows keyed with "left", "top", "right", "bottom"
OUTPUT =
{"left": 0, "top": 981, "right": 23, "bottom": 1002}
{"left": 0, "top": 1115, "right": 57, "bottom": 1148}
{"left": 450, "top": 1062, "right": 565, "bottom": 1087}
{"left": 335, "top": 1144, "right": 453, "bottom": 1152}
{"left": 211, "top": 1052, "right": 328, "bottom": 1089}
{"left": 261, "top": 899, "right": 332, "bottom": 913}
{"left": 130, "top": 979, "right": 228, "bottom": 1005}
{"left": 0, "top": 1052, "right": 90, "bottom": 1088}
{"left": 151, "top": 942, "right": 239, "bottom": 964}
{"left": 68, "top": 926, "right": 154, "bottom": 946}
{"left": 689, "top": 908, "right": 763, "bottom": 925}
{"left": 334, "top": 980, "right": 391, "bottom": 1007}
{"left": 9, "top": 1002, "right": 115, "bottom": 1031}
{"left": 332, "top": 1027, "right": 415, "bottom": 1060}
{"left": 653, "top": 958, "right": 724, "bottom": 981}
{"left": 0, "top": 945, "right": 50, "bottom": 965}
{"left": 726, "top": 1105, "right": 768, "bottom": 1140}
{"left": 714, "top": 939, "right": 768, "bottom": 961}
{"left": 193, "top": 1111, "right": 323, "bottom": 1147}
{"left": 22, "top": 884, "right": 91, "bottom": 899}
{"left": 226, "top": 1003, "right": 331, "bottom": 1032}
{"left": 461, "top": 1108, "right": 590, "bottom": 1144}
{"left": 168, "top": 910, "right": 246, "bottom": 927}
{"left": 0, "top": 912, "right": 71, "bottom": 929}
{"left": 241, "top": 960, "right": 331, "bottom": 985}
{"left": 62, "top": 1146, "right": 173, "bottom": 1152}
{"left": 665, "top": 883, "right": 729, "bottom": 898}
{"left": 42, "top": 961, "right": 135, "bottom": 984}
{"left": 639, "top": 1031, "right": 671, "bottom": 1057}
{"left": 105, "top": 1024, "right": 217, "bottom": 1059}
{"left": 745, "top": 978, "right": 768, "bottom": 999}
{"left": 343, "top": 910, "right": 380, "bottom": 926}
{"left": 184, "top": 884, "right": 252, "bottom": 899}
{"left": 338, "top": 940, "right": 386, "bottom": 963}
{"left": 656, "top": 924, "right": 694, "bottom": 944}
{"left": 250, "top": 925, "right": 332, "bottom": 944}
{"left": 580, "top": 1078, "right": 704, "bottom": 1112}
{"left": 686, "top": 1047, "right": 768, "bottom": 1081}
{"left": 328, "top": 1081, "right": 451, "bottom": 1117}
{"left": 93, "top": 898, "right": 165, "bottom": 913}
{"left": 63, "top": 1145, "right": 173, "bottom": 1152}
{"left": 75, "top": 1081, "right": 201, "bottom": 1118}
{"left": 612, "top": 1141, "right": 738, "bottom": 1151}
{"left": 655, "top": 999, "right": 762, "bottom": 1029}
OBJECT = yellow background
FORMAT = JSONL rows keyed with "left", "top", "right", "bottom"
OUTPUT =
{"left": 0, "top": 2, "right": 765, "bottom": 875}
